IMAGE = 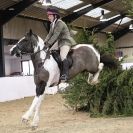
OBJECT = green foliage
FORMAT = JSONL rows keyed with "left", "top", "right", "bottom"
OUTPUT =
{"left": 63, "top": 72, "right": 89, "bottom": 111}
{"left": 74, "top": 28, "right": 97, "bottom": 44}
{"left": 95, "top": 32, "right": 115, "bottom": 56}
{"left": 63, "top": 28, "right": 133, "bottom": 117}
{"left": 63, "top": 68, "right": 133, "bottom": 117}
{"left": 122, "top": 0, "right": 133, "bottom": 16}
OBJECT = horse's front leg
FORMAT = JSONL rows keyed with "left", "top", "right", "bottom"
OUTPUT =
{"left": 22, "top": 96, "right": 39, "bottom": 124}
{"left": 31, "top": 94, "right": 44, "bottom": 129}
{"left": 30, "top": 82, "right": 47, "bottom": 129}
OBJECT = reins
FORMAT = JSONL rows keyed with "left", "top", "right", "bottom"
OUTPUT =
{"left": 17, "top": 34, "right": 51, "bottom": 65}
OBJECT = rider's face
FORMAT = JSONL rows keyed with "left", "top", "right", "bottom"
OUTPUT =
{"left": 47, "top": 14, "right": 54, "bottom": 22}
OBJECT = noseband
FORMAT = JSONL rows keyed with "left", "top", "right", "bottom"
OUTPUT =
{"left": 15, "top": 35, "right": 51, "bottom": 64}
{"left": 16, "top": 38, "right": 36, "bottom": 56}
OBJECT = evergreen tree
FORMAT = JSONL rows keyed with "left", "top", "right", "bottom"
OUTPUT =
{"left": 63, "top": 29, "right": 133, "bottom": 117}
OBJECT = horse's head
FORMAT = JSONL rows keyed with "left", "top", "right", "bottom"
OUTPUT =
{"left": 10, "top": 29, "right": 44, "bottom": 57}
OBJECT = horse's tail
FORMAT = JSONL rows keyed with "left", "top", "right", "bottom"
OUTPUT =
{"left": 100, "top": 53, "right": 119, "bottom": 69}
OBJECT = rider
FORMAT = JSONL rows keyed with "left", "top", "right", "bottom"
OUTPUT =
{"left": 44, "top": 7, "right": 76, "bottom": 81}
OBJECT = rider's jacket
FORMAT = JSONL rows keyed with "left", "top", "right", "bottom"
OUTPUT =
{"left": 44, "top": 19, "right": 76, "bottom": 48}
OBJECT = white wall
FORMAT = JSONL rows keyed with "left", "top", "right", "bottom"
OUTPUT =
{"left": 0, "top": 76, "right": 35, "bottom": 102}
{"left": 0, "top": 76, "right": 59, "bottom": 102}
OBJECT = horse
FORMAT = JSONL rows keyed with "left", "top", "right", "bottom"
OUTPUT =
{"left": 10, "top": 29, "right": 104, "bottom": 129}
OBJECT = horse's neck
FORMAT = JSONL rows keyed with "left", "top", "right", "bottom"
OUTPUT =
{"left": 31, "top": 36, "right": 44, "bottom": 63}
{"left": 34, "top": 36, "right": 44, "bottom": 53}
{"left": 31, "top": 50, "right": 47, "bottom": 69}
{"left": 31, "top": 35, "right": 49, "bottom": 71}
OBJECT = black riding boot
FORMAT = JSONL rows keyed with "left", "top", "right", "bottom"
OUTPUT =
{"left": 60, "top": 59, "right": 69, "bottom": 81}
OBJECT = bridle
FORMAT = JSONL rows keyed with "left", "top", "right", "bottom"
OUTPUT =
{"left": 16, "top": 37, "right": 51, "bottom": 64}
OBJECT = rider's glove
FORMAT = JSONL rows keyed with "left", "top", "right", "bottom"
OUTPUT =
{"left": 43, "top": 42, "right": 49, "bottom": 52}
{"left": 43, "top": 46, "right": 49, "bottom": 52}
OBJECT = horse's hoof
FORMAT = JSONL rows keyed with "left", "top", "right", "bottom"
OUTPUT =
{"left": 22, "top": 118, "right": 29, "bottom": 125}
{"left": 31, "top": 122, "right": 38, "bottom": 130}
{"left": 90, "top": 80, "right": 99, "bottom": 85}
{"left": 31, "top": 125, "right": 38, "bottom": 130}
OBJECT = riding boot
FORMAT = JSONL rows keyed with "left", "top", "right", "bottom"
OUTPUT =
{"left": 60, "top": 59, "right": 69, "bottom": 81}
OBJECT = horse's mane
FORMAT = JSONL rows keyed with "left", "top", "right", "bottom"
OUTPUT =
{"left": 32, "top": 33, "right": 39, "bottom": 42}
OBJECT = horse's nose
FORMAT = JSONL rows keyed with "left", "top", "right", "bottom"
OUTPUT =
{"left": 10, "top": 46, "right": 15, "bottom": 55}
{"left": 10, "top": 49, "right": 14, "bottom": 56}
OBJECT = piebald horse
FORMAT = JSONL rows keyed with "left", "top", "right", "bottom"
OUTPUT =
{"left": 10, "top": 30, "right": 104, "bottom": 129}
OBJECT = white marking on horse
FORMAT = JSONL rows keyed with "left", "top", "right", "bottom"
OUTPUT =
{"left": 34, "top": 36, "right": 44, "bottom": 53}
{"left": 40, "top": 51, "right": 47, "bottom": 60}
{"left": 34, "top": 36, "right": 47, "bottom": 60}
{"left": 43, "top": 55, "right": 60, "bottom": 86}
{"left": 18, "top": 37, "right": 25, "bottom": 43}
{"left": 9, "top": 44, "right": 17, "bottom": 53}
{"left": 72, "top": 44, "right": 100, "bottom": 62}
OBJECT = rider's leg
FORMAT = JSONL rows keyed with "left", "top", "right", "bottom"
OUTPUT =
{"left": 60, "top": 45, "right": 70, "bottom": 81}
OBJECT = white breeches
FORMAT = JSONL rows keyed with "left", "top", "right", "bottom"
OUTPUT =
{"left": 60, "top": 45, "right": 70, "bottom": 61}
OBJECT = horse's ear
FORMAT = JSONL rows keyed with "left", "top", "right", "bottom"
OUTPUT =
{"left": 29, "top": 29, "right": 33, "bottom": 36}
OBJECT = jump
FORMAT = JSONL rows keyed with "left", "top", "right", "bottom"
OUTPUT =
{"left": 10, "top": 30, "right": 104, "bottom": 129}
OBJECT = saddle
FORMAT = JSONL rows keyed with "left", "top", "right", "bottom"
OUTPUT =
{"left": 51, "top": 50, "right": 73, "bottom": 71}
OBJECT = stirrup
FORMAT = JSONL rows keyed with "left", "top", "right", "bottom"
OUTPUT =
{"left": 60, "top": 74, "right": 68, "bottom": 81}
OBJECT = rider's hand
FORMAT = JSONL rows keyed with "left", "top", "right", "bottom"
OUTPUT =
{"left": 44, "top": 41, "right": 49, "bottom": 46}
{"left": 43, "top": 45, "right": 49, "bottom": 52}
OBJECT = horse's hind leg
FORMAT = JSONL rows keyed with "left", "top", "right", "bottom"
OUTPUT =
{"left": 88, "top": 63, "right": 104, "bottom": 85}
{"left": 87, "top": 73, "right": 94, "bottom": 84}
